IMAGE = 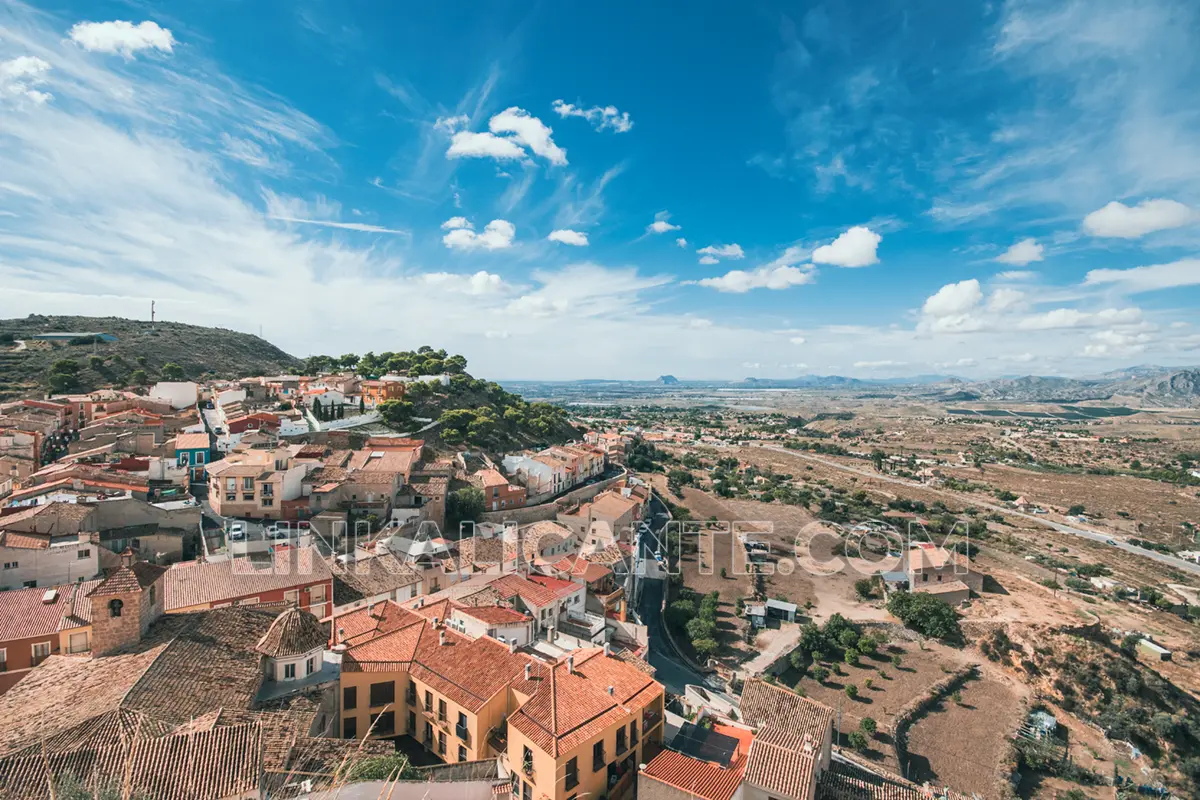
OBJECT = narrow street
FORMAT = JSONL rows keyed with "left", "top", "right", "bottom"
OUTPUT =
{"left": 636, "top": 492, "right": 710, "bottom": 695}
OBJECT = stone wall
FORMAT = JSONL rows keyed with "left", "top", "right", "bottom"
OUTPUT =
{"left": 478, "top": 469, "right": 626, "bottom": 525}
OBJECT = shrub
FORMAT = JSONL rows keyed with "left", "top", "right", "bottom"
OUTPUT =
{"left": 811, "top": 665, "right": 830, "bottom": 683}
{"left": 854, "top": 578, "right": 875, "bottom": 600}
{"left": 887, "top": 592, "right": 962, "bottom": 641}
{"left": 864, "top": 678, "right": 873, "bottom": 690}
{"left": 846, "top": 731, "right": 868, "bottom": 751}
{"left": 692, "top": 638, "right": 719, "bottom": 658}
{"left": 686, "top": 618, "right": 717, "bottom": 641}
{"left": 845, "top": 684, "right": 859, "bottom": 699}
{"left": 860, "top": 717, "right": 877, "bottom": 736}
{"left": 892, "top": 654, "right": 903, "bottom": 668}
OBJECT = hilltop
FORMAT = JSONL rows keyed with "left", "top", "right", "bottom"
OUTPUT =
{"left": 0, "top": 315, "right": 301, "bottom": 400}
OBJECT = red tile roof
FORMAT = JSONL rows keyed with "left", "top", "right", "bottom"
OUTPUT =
{"left": 88, "top": 561, "right": 168, "bottom": 598}
{"left": 508, "top": 647, "right": 662, "bottom": 757}
{"left": 161, "top": 547, "right": 331, "bottom": 610}
{"left": 456, "top": 604, "right": 531, "bottom": 625}
{"left": 0, "top": 583, "right": 86, "bottom": 642}
{"left": 640, "top": 724, "right": 753, "bottom": 800}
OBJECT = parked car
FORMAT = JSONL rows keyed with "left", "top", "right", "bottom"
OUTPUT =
{"left": 229, "top": 522, "right": 247, "bottom": 541}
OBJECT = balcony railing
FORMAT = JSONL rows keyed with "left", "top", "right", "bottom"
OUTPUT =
{"left": 455, "top": 723, "right": 469, "bottom": 743}
{"left": 643, "top": 707, "right": 662, "bottom": 731}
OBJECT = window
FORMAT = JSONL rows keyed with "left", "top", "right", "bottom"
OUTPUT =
{"left": 370, "top": 711, "right": 395, "bottom": 736}
{"left": 344, "top": 716, "right": 357, "bottom": 738}
{"left": 262, "top": 498, "right": 274, "bottom": 507}
{"left": 630, "top": 720, "right": 638, "bottom": 747}
{"left": 406, "top": 681, "right": 417, "bottom": 706}
{"left": 148, "top": 584, "right": 155, "bottom": 606}
{"left": 306, "top": 656, "right": 316, "bottom": 675}
{"left": 31, "top": 642, "right": 51, "bottom": 667}
{"left": 592, "top": 740, "right": 605, "bottom": 771}
{"left": 242, "top": 477, "right": 254, "bottom": 491}
{"left": 108, "top": 598, "right": 123, "bottom": 618}
{"left": 565, "top": 757, "right": 579, "bottom": 791}
{"left": 522, "top": 746, "right": 533, "bottom": 776}
{"left": 408, "top": 711, "right": 416, "bottom": 733}
{"left": 0, "top": 649, "right": 6, "bottom": 672}
{"left": 423, "top": 721, "right": 433, "bottom": 745}
{"left": 522, "top": 779, "right": 532, "bottom": 800}
{"left": 2, "top": 561, "right": 17, "bottom": 570}
{"left": 437, "top": 731, "right": 446, "bottom": 755}
{"left": 284, "top": 589, "right": 299, "bottom": 605}
{"left": 284, "top": 663, "right": 296, "bottom": 679}
{"left": 438, "top": 698, "right": 447, "bottom": 722}
{"left": 616, "top": 726, "right": 627, "bottom": 755}
{"left": 343, "top": 686, "right": 357, "bottom": 711}
{"left": 458, "top": 744, "right": 467, "bottom": 762}
{"left": 68, "top": 632, "right": 89, "bottom": 654}
{"left": 424, "top": 690, "right": 432, "bottom": 712}
{"left": 77, "top": 549, "right": 90, "bottom": 559}
{"left": 369, "top": 681, "right": 395, "bottom": 707}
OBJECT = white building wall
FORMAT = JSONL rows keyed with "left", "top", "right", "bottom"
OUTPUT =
{"left": 148, "top": 382, "right": 199, "bottom": 410}
{"left": 0, "top": 536, "right": 99, "bottom": 590}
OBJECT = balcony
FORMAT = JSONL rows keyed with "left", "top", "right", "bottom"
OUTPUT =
{"left": 455, "top": 723, "right": 470, "bottom": 743}
{"left": 643, "top": 706, "right": 663, "bottom": 732}
{"left": 558, "top": 609, "right": 607, "bottom": 641}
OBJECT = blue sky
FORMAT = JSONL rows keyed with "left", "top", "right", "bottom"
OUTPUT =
{"left": 1, "top": 0, "right": 1198, "bottom": 380}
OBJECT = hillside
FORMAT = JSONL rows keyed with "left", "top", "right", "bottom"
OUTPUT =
{"left": 0, "top": 315, "right": 301, "bottom": 400}
{"left": 302, "top": 350, "right": 579, "bottom": 452}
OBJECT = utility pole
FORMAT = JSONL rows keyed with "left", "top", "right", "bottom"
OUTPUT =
{"left": 150, "top": 300, "right": 156, "bottom": 329}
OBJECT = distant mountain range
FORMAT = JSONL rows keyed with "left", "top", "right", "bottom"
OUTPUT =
{"left": 503, "top": 366, "right": 1200, "bottom": 408}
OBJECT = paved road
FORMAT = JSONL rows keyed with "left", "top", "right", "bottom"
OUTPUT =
{"left": 636, "top": 492, "right": 711, "bottom": 695}
{"left": 752, "top": 443, "right": 1200, "bottom": 578}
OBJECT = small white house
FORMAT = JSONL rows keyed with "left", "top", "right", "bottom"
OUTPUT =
{"left": 148, "top": 381, "right": 200, "bottom": 410}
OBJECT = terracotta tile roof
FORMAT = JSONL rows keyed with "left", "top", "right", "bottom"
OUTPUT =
{"left": 0, "top": 531, "right": 49, "bottom": 550}
{"left": 0, "top": 501, "right": 95, "bottom": 533}
{"left": 255, "top": 606, "right": 328, "bottom": 657}
{"left": 120, "top": 607, "right": 281, "bottom": 726}
{"left": 508, "top": 647, "right": 663, "bottom": 757}
{"left": 552, "top": 554, "right": 614, "bottom": 583}
{"left": 347, "top": 449, "right": 417, "bottom": 475}
{"left": 58, "top": 579, "right": 102, "bottom": 630}
{"left": 333, "top": 601, "right": 425, "bottom": 647}
{"left": 490, "top": 573, "right": 580, "bottom": 608}
{"left": 343, "top": 616, "right": 535, "bottom": 713}
{"left": 162, "top": 547, "right": 331, "bottom": 610}
{"left": 474, "top": 468, "right": 511, "bottom": 489}
{"left": 0, "top": 720, "right": 263, "bottom": 800}
{"left": 174, "top": 432, "right": 211, "bottom": 451}
{"left": 0, "top": 644, "right": 169, "bottom": 757}
{"left": 739, "top": 678, "right": 835, "bottom": 744}
{"left": 588, "top": 492, "right": 640, "bottom": 519}
{"left": 456, "top": 536, "right": 508, "bottom": 566}
{"left": 331, "top": 553, "right": 422, "bottom": 607}
{"left": 906, "top": 549, "right": 967, "bottom": 571}
{"left": 0, "top": 583, "right": 90, "bottom": 641}
{"left": 641, "top": 723, "right": 753, "bottom": 800}
{"left": 88, "top": 560, "right": 167, "bottom": 598}
{"left": 743, "top": 724, "right": 819, "bottom": 800}
{"left": 816, "top": 761, "right": 955, "bottom": 800}
{"left": 455, "top": 604, "right": 531, "bottom": 625}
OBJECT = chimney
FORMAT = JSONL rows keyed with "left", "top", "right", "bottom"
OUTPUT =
{"left": 439, "top": 630, "right": 447, "bottom": 646}
{"left": 524, "top": 663, "right": 532, "bottom": 681}
{"left": 509, "top": 639, "right": 518, "bottom": 654}
{"left": 417, "top": 597, "right": 424, "bottom": 608}
{"left": 607, "top": 686, "right": 614, "bottom": 696}
{"left": 120, "top": 547, "right": 136, "bottom": 568}
{"left": 432, "top": 616, "right": 440, "bottom": 627}
{"left": 603, "top": 642, "right": 611, "bottom": 657}
{"left": 566, "top": 655, "right": 574, "bottom": 674}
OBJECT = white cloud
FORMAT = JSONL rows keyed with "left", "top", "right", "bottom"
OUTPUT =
{"left": 1083, "top": 329, "right": 1152, "bottom": 358}
{"left": 264, "top": 190, "right": 408, "bottom": 235}
{"left": 1082, "top": 199, "right": 1195, "bottom": 238}
{"left": 675, "top": 237, "right": 688, "bottom": 248}
{"left": 995, "top": 270, "right": 1037, "bottom": 282}
{"left": 922, "top": 279, "right": 983, "bottom": 318}
{"left": 789, "top": 336, "right": 807, "bottom": 345}
{"left": 442, "top": 219, "right": 516, "bottom": 251}
{"left": 647, "top": 211, "right": 680, "bottom": 234}
{"left": 484, "top": 330, "right": 511, "bottom": 339}
{"left": 811, "top": 226, "right": 881, "bottom": 268}
{"left": 854, "top": 360, "right": 907, "bottom": 368}
{"left": 548, "top": 229, "right": 588, "bottom": 246}
{"left": 697, "top": 243, "right": 745, "bottom": 261}
{"left": 68, "top": 20, "right": 175, "bottom": 58}
{"left": 698, "top": 256, "right": 719, "bottom": 265}
{"left": 995, "top": 238, "right": 1044, "bottom": 265}
{"left": 489, "top": 107, "right": 566, "bottom": 166}
{"left": 1016, "top": 307, "right": 1142, "bottom": 331}
{"left": 936, "top": 358, "right": 978, "bottom": 369}
{"left": 688, "top": 318, "right": 713, "bottom": 329}
{"left": 0, "top": 56, "right": 52, "bottom": 104}
{"left": 506, "top": 263, "right": 673, "bottom": 319}
{"left": 1000, "top": 353, "right": 1036, "bottom": 363}
{"left": 434, "top": 114, "right": 469, "bottom": 133}
{"left": 551, "top": 100, "right": 633, "bottom": 133}
{"left": 419, "top": 270, "right": 506, "bottom": 295}
{"left": 441, "top": 216, "right": 471, "bottom": 230}
{"left": 219, "top": 133, "right": 271, "bottom": 168}
{"left": 1083, "top": 259, "right": 1200, "bottom": 293}
{"left": 987, "top": 287, "right": 1026, "bottom": 313}
{"left": 446, "top": 130, "right": 526, "bottom": 161}
{"left": 697, "top": 265, "right": 815, "bottom": 293}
